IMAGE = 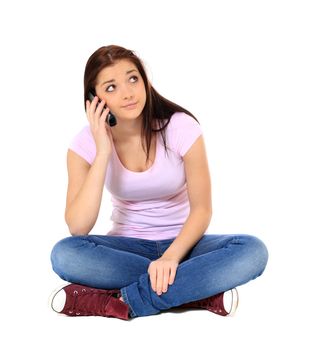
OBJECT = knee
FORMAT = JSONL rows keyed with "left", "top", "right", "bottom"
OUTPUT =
{"left": 242, "top": 234, "right": 269, "bottom": 276}
{"left": 50, "top": 236, "right": 86, "bottom": 276}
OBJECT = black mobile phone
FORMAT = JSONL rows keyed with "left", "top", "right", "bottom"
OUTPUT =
{"left": 87, "top": 90, "right": 117, "bottom": 127}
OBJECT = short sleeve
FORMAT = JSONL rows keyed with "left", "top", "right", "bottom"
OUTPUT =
{"left": 168, "top": 112, "right": 203, "bottom": 157}
{"left": 68, "top": 125, "right": 96, "bottom": 165}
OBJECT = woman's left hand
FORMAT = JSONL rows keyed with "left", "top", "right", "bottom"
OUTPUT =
{"left": 147, "top": 257, "right": 179, "bottom": 296}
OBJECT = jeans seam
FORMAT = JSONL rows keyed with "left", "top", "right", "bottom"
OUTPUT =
{"left": 121, "top": 287, "right": 137, "bottom": 318}
{"left": 156, "top": 242, "right": 161, "bottom": 257}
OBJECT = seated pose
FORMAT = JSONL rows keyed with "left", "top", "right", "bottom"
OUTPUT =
{"left": 49, "top": 45, "right": 269, "bottom": 321}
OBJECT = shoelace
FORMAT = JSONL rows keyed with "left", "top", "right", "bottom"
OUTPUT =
{"left": 68, "top": 287, "right": 119, "bottom": 316}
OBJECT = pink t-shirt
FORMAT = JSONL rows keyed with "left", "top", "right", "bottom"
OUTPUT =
{"left": 69, "top": 112, "right": 205, "bottom": 240}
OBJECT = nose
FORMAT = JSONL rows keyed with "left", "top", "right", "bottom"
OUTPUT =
{"left": 121, "top": 84, "right": 134, "bottom": 100}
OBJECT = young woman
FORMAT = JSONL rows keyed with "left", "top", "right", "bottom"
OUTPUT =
{"left": 49, "top": 45, "right": 269, "bottom": 320}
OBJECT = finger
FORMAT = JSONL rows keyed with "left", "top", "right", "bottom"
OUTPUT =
{"left": 168, "top": 266, "right": 177, "bottom": 285}
{"left": 99, "top": 107, "right": 109, "bottom": 127}
{"left": 162, "top": 266, "right": 171, "bottom": 293}
{"left": 149, "top": 266, "right": 157, "bottom": 292}
{"left": 90, "top": 96, "right": 101, "bottom": 123}
{"left": 86, "top": 98, "right": 99, "bottom": 127}
{"left": 95, "top": 99, "right": 106, "bottom": 119}
{"left": 93, "top": 100, "right": 105, "bottom": 126}
{"left": 156, "top": 268, "right": 164, "bottom": 295}
{"left": 86, "top": 100, "right": 91, "bottom": 122}
{"left": 91, "top": 95, "right": 99, "bottom": 111}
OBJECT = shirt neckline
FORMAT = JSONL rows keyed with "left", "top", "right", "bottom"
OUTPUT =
{"left": 112, "top": 133, "right": 159, "bottom": 174}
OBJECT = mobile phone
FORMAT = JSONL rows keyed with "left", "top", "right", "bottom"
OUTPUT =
{"left": 87, "top": 90, "right": 117, "bottom": 127}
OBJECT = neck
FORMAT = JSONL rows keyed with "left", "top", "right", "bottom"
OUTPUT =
{"left": 111, "top": 117, "right": 143, "bottom": 143}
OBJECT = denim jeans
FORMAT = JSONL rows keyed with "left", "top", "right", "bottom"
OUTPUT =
{"left": 50, "top": 233, "right": 268, "bottom": 318}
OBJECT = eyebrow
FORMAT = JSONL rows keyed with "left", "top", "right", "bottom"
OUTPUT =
{"left": 101, "top": 69, "right": 138, "bottom": 86}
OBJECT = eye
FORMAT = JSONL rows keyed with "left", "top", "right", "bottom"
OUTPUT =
{"left": 105, "top": 75, "right": 139, "bottom": 92}
{"left": 130, "top": 75, "right": 138, "bottom": 82}
{"left": 106, "top": 85, "right": 115, "bottom": 92}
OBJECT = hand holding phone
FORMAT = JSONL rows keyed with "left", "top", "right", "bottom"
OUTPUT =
{"left": 87, "top": 91, "right": 117, "bottom": 127}
{"left": 86, "top": 91, "right": 115, "bottom": 157}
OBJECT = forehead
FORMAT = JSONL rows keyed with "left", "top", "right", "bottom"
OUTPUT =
{"left": 97, "top": 59, "right": 138, "bottom": 80}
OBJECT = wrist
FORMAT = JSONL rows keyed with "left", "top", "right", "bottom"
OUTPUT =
{"left": 161, "top": 251, "right": 181, "bottom": 263}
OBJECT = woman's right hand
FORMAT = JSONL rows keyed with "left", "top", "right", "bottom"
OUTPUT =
{"left": 86, "top": 95, "right": 114, "bottom": 157}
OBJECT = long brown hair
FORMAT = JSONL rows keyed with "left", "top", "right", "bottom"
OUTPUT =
{"left": 84, "top": 45, "right": 200, "bottom": 164}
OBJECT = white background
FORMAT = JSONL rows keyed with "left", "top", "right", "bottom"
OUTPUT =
{"left": 0, "top": 0, "right": 314, "bottom": 348}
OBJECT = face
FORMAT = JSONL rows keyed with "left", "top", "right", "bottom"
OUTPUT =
{"left": 95, "top": 59, "right": 146, "bottom": 121}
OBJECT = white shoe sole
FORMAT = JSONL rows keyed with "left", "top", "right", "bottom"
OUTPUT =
{"left": 48, "top": 282, "right": 72, "bottom": 314}
{"left": 225, "top": 288, "right": 239, "bottom": 317}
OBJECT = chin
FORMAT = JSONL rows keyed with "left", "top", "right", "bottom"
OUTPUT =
{"left": 122, "top": 107, "right": 144, "bottom": 118}
{"left": 116, "top": 112, "right": 141, "bottom": 121}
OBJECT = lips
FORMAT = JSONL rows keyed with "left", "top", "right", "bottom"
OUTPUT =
{"left": 123, "top": 102, "right": 137, "bottom": 108}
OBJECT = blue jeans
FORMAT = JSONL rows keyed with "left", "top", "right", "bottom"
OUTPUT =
{"left": 50, "top": 233, "right": 268, "bottom": 318}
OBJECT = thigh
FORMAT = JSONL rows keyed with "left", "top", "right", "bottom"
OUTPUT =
{"left": 82, "top": 234, "right": 161, "bottom": 260}
{"left": 50, "top": 235, "right": 158, "bottom": 289}
{"left": 184, "top": 233, "right": 268, "bottom": 269}
{"left": 184, "top": 234, "right": 245, "bottom": 260}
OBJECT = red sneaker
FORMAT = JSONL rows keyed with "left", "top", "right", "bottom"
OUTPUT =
{"left": 178, "top": 288, "right": 239, "bottom": 316}
{"left": 49, "top": 283, "right": 130, "bottom": 320}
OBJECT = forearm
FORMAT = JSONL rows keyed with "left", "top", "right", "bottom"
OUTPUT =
{"left": 162, "top": 209, "right": 212, "bottom": 263}
{"left": 65, "top": 153, "right": 109, "bottom": 235}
